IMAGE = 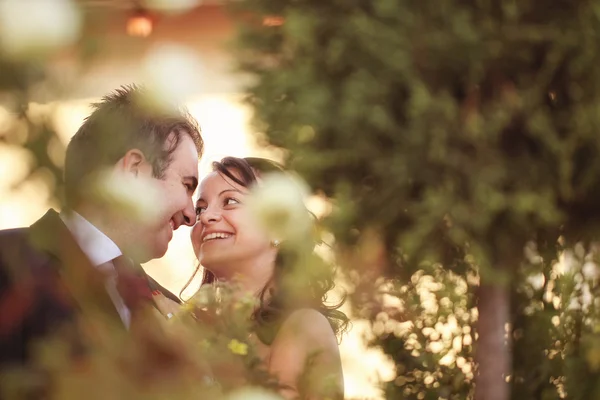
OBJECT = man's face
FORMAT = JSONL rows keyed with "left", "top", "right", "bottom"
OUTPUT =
{"left": 130, "top": 133, "right": 199, "bottom": 262}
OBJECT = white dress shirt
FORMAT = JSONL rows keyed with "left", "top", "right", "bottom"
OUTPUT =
{"left": 59, "top": 211, "right": 131, "bottom": 328}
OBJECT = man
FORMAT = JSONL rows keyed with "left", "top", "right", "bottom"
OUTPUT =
{"left": 0, "top": 85, "right": 203, "bottom": 370}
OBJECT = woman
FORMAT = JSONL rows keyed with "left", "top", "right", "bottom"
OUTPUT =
{"left": 188, "top": 156, "right": 348, "bottom": 399}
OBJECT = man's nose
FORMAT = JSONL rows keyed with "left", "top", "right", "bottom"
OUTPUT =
{"left": 181, "top": 201, "right": 196, "bottom": 227}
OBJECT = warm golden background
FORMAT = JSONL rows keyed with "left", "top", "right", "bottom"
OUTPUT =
{"left": 0, "top": 4, "right": 391, "bottom": 398}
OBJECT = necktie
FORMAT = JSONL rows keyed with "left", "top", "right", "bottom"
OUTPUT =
{"left": 112, "top": 255, "right": 154, "bottom": 316}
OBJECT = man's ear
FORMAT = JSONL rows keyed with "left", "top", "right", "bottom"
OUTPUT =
{"left": 117, "top": 149, "right": 152, "bottom": 177}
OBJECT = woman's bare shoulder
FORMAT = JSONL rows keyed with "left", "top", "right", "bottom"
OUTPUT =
{"left": 270, "top": 309, "right": 344, "bottom": 399}
{"left": 275, "top": 308, "right": 338, "bottom": 349}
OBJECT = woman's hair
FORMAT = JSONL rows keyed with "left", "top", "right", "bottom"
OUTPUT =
{"left": 182, "top": 156, "right": 349, "bottom": 343}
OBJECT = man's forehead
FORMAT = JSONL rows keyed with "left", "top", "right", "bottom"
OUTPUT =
{"left": 173, "top": 135, "right": 200, "bottom": 175}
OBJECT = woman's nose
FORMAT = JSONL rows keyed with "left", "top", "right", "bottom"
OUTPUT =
{"left": 200, "top": 207, "right": 222, "bottom": 224}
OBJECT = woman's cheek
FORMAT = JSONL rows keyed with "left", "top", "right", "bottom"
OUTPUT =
{"left": 191, "top": 225, "right": 202, "bottom": 254}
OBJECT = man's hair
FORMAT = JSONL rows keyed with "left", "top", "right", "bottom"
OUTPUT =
{"left": 64, "top": 84, "right": 203, "bottom": 207}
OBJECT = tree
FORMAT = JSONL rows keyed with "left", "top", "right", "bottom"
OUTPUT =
{"left": 233, "top": 0, "right": 600, "bottom": 398}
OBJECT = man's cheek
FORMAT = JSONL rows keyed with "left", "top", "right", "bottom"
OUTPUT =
{"left": 90, "top": 169, "right": 167, "bottom": 223}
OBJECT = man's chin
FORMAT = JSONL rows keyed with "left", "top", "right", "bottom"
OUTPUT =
{"left": 154, "top": 246, "right": 168, "bottom": 260}
{"left": 123, "top": 243, "right": 166, "bottom": 264}
{"left": 127, "top": 247, "right": 153, "bottom": 264}
{"left": 157, "top": 236, "right": 173, "bottom": 256}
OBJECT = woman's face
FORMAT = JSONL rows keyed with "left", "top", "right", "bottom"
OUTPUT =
{"left": 191, "top": 169, "right": 273, "bottom": 277}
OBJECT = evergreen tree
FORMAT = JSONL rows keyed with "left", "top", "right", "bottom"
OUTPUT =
{"left": 233, "top": 1, "right": 600, "bottom": 398}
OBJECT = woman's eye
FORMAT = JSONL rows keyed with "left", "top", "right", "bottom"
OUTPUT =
{"left": 225, "top": 198, "right": 240, "bottom": 206}
{"left": 195, "top": 206, "right": 206, "bottom": 216}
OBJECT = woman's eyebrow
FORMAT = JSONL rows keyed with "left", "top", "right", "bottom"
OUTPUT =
{"left": 196, "top": 188, "right": 245, "bottom": 204}
{"left": 219, "top": 189, "right": 243, "bottom": 196}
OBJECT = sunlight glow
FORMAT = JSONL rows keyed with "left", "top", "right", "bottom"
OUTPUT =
{"left": 0, "top": 96, "right": 389, "bottom": 400}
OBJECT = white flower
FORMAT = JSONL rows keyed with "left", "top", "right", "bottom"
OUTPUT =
{"left": 246, "top": 172, "right": 312, "bottom": 243}
{"left": 0, "top": 0, "right": 81, "bottom": 59}
{"left": 142, "top": 0, "right": 201, "bottom": 14}
{"left": 87, "top": 169, "right": 164, "bottom": 224}
{"left": 141, "top": 43, "right": 203, "bottom": 111}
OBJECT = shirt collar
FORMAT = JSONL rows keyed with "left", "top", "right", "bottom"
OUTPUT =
{"left": 59, "top": 210, "right": 122, "bottom": 267}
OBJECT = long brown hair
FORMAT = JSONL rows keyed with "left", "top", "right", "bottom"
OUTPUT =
{"left": 182, "top": 156, "right": 348, "bottom": 343}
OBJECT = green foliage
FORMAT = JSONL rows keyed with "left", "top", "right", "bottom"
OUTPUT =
{"left": 372, "top": 266, "right": 476, "bottom": 399}
{"left": 0, "top": 283, "right": 282, "bottom": 399}
{"left": 234, "top": 0, "right": 600, "bottom": 265}
{"left": 233, "top": 0, "right": 600, "bottom": 398}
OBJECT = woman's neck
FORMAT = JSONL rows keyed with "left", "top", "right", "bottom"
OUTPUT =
{"left": 216, "top": 270, "right": 271, "bottom": 300}
{"left": 212, "top": 251, "right": 276, "bottom": 300}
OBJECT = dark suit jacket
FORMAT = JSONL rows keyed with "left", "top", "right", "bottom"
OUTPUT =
{"left": 0, "top": 209, "right": 181, "bottom": 369}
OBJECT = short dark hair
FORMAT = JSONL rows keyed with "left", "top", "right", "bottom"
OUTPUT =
{"left": 64, "top": 84, "right": 203, "bottom": 207}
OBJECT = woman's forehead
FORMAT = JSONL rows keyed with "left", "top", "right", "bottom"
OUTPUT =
{"left": 197, "top": 170, "right": 246, "bottom": 197}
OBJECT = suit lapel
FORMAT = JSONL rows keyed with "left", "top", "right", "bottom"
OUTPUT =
{"left": 147, "top": 275, "right": 182, "bottom": 304}
{"left": 31, "top": 209, "right": 182, "bottom": 322}
{"left": 132, "top": 263, "right": 182, "bottom": 317}
{"left": 29, "top": 209, "right": 68, "bottom": 261}
{"left": 29, "top": 209, "right": 123, "bottom": 325}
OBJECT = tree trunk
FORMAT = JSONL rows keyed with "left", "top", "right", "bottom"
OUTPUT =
{"left": 474, "top": 281, "right": 511, "bottom": 400}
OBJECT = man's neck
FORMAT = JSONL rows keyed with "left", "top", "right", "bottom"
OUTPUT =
{"left": 68, "top": 204, "right": 151, "bottom": 264}
{"left": 70, "top": 205, "right": 122, "bottom": 250}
